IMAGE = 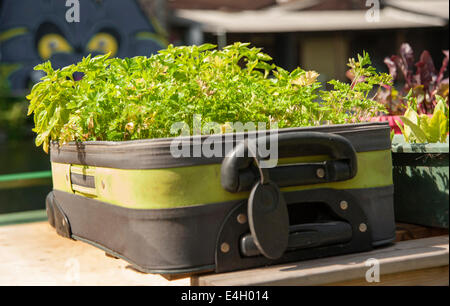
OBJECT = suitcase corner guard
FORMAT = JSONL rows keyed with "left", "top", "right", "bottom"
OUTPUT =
{"left": 46, "top": 191, "right": 72, "bottom": 239}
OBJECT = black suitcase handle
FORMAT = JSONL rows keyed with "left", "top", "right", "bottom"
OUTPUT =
{"left": 221, "top": 131, "right": 358, "bottom": 193}
{"left": 220, "top": 132, "right": 358, "bottom": 260}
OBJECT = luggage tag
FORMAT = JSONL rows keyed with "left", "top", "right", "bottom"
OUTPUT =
{"left": 247, "top": 155, "right": 290, "bottom": 260}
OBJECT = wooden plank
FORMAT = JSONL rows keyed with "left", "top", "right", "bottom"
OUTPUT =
{"left": 1, "top": 219, "right": 447, "bottom": 286}
{"left": 191, "top": 236, "right": 449, "bottom": 286}
{"left": 396, "top": 223, "right": 448, "bottom": 242}
{"left": 326, "top": 266, "right": 449, "bottom": 286}
{"left": 0, "top": 222, "right": 190, "bottom": 286}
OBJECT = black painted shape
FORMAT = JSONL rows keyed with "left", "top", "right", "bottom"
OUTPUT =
{"left": 0, "top": 0, "right": 163, "bottom": 91}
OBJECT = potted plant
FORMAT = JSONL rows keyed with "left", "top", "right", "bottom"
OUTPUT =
{"left": 27, "top": 43, "right": 397, "bottom": 274}
{"left": 392, "top": 95, "right": 449, "bottom": 228}
{"left": 373, "top": 43, "right": 449, "bottom": 134}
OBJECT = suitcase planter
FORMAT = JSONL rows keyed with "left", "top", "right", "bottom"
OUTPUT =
{"left": 389, "top": 98, "right": 449, "bottom": 229}
{"left": 391, "top": 135, "right": 449, "bottom": 229}
{"left": 46, "top": 121, "right": 396, "bottom": 275}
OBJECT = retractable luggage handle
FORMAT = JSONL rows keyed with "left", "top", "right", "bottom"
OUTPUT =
{"left": 220, "top": 132, "right": 358, "bottom": 260}
{"left": 221, "top": 131, "right": 358, "bottom": 193}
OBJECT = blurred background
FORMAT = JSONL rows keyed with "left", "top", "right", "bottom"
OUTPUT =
{"left": 0, "top": 0, "right": 449, "bottom": 220}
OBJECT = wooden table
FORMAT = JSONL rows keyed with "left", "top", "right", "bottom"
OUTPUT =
{"left": 0, "top": 221, "right": 448, "bottom": 286}
{"left": 0, "top": 222, "right": 189, "bottom": 286}
{"left": 192, "top": 235, "right": 449, "bottom": 286}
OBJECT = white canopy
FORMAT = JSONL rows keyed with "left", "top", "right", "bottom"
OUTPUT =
{"left": 175, "top": 2, "right": 449, "bottom": 33}
{"left": 385, "top": 0, "right": 449, "bottom": 20}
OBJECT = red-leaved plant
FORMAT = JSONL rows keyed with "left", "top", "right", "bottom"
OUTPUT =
{"left": 377, "top": 43, "right": 449, "bottom": 115}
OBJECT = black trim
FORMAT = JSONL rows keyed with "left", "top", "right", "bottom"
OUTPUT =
{"left": 72, "top": 235, "right": 216, "bottom": 275}
{"left": 46, "top": 192, "right": 72, "bottom": 239}
{"left": 49, "top": 184, "right": 395, "bottom": 274}
{"left": 50, "top": 122, "right": 391, "bottom": 170}
{"left": 70, "top": 173, "right": 96, "bottom": 189}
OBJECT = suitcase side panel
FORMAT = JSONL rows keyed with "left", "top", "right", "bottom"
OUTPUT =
{"left": 50, "top": 185, "right": 395, "bottom": 274}
{"left": 51, "top": 189, "right": 237, "bottom": 273}
{"left": 51, "top": 149, "right": 393, "bottom": 210}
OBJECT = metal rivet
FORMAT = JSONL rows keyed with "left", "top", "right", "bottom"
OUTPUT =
{"left": 340, "top": 201, "right": 349, "bottom": 210}
{"left": 237, "top": 214, "right": 247, "bottom": 224}
{"left": 221, "top": 243, "right": 230, "bottom": 253}
{"left": 316, "top": 168, "right": 325, "bottom": 179}
{"left": 101, "top": 180, "right": 106, "bottom": 190}
{"left": 359, "top": 223, "right": 368, "bottom": 233}
{"left": 66, "top": 174, "right": 69, "bottom": 182}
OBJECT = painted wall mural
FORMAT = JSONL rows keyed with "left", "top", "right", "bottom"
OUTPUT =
{"left": 0, "top": 0, "right": 165, "bottom": 94}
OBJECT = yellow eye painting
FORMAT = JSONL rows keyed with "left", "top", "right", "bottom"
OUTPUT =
{"left": 37, "top": 34, "right": 73, "bottom": 60}
{"left": 87, "top": 32, "right": 118, "bottom": 57}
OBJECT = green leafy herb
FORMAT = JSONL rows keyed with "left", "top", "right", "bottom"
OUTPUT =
{"left": 27, "top": 43, "right": 391, "bottom": 152}
{"left": 321, "top": 51, "right": 392, "bottom": 124}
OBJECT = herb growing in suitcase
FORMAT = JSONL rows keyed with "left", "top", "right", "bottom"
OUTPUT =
{"left": 27, "top": 43, "right": 391, "bottom": 152}
{"left": 35, "top": 44, "right": 397, "bottom": 274}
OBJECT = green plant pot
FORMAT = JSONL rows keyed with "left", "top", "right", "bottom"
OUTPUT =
{"left": 392, "top": 135, "right": 449, "bottom": 228}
